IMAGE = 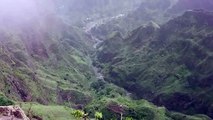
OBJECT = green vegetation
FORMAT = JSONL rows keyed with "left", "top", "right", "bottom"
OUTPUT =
{"left": 0, "top": 0, "right": 213, "bottom": 120}
{"left": 85, "top": 96, "right": 209, "bottom": 120}
{"left": 72, "top": 110, "right": 85, "bottom": 120}
{"left": 95, "top": 112, "right": 103, "bottom": 120}
{"left": 0, "top": 93, "right": 14, "bottom": 106}
{"left": 0, "top": 17, "right": 95, "bottom": 106}
{"left": 125, "top": 117, "right": 133, "bottom": 120}
{"left": 21, "top": 103, "right": 75, "bottom": 120}
{"left": 96, "top": 10, "right": 213, "bottom": 118}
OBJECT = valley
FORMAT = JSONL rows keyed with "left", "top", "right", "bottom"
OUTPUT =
{"left": 95, "top": 10, "right": 213, "bottom": 118}
{"left": 0, "top": 0, "right": 213, "bottom": 120}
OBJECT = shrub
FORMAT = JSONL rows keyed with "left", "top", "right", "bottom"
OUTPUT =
{"left": 0, "top": 94, "right": 14, "bottom": 106}
{"left": 95, "top": 111, "right": 103, "bottom": 120}
{"left": 125, "top": 117, "right": 133, "bottom": 120}
{"left": 71, "top": 110, "right": 84, "bottom": 119}
{"left": 90, "top": 79, "right": 106, "bottom": 90}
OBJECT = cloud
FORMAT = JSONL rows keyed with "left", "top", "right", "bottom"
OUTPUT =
{"left": 0, "top": 0, "right": 56, "bottom": 25}
{"left": 0, "top": 0, "right": 37, "bottom": 17}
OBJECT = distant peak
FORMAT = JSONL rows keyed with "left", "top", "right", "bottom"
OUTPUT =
{"left": 182, "top": 9, "right": 213, "bottom": 22}
{"left": 184, "top": 9, "right": 213, "bottom": 15}
{"left": 167, "top": 9, "right": 213, "bottom": 28}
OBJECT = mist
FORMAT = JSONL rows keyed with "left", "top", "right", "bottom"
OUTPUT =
{"left": 0, "top": 0, "right": 56, "bottom": 26}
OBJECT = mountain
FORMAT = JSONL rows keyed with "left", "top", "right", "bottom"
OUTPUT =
{"left": 90, "top": 0, "right": 213, "bottom": 40}
{"left": 89, "top": 0, "right": 176, "bottom": 40}
{"left": 95, "top": 10, "right": 213, "bottom": 118}
{"left": 169, "top": 0, "right": 213, "bottom": 14}
{"left": 55, "top": 0, "right": 142, "bottom": 25}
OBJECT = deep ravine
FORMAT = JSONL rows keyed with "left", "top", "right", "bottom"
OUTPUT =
{"left": 84, "top": 15, "right": 134, "bottom": 99}
{"left": 83, "top": 14, "right": 125, "bottom": 80}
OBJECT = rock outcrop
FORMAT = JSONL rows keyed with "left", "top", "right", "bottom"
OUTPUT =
{"left": 0, "top": 106, "right": 29, "bottom": 120}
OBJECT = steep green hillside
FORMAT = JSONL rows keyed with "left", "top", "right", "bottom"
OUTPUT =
{"left": 0, "top": 0, "right": 95, "bottom": 107}
{"left": 95, "top": 10, "right": 213, "bottom": 118}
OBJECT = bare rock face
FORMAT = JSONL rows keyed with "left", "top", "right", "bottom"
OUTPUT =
{"left": 0, "top": 106, "right": 29, "bottom": 120}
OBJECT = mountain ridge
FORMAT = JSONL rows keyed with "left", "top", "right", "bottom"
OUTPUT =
{"left": 95, "top": 10, "right": 213, "bottom": 118}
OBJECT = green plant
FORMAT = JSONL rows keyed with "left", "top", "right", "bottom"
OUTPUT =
{"left": 95, "top": 112, "right": 103, "bottom": 120}
{"left": 72, "top": 110, "right": 85, "bottom": 120}
{"left": 125, "top": 117, "right": 133, "bottom": 120}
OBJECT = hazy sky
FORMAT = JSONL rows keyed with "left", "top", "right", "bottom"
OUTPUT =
{"left": 0, "top": 0, "right": 57, "bottom": 25}
{"left": 0, "top": 0, "right": 37, "bottom": 16}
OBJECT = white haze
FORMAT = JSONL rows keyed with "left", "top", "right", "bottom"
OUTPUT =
{"left": 0, "top": 0, "right": 56, "bottom": 25}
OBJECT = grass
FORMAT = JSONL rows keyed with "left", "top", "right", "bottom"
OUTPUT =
{"left": 21, "top": 103, "right": 76, "bottom": 120}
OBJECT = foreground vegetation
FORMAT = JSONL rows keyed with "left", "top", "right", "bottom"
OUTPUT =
{"left": 21, "top": 103, "right": 75, "bottom": 120}
{"left": 19, "top": 101, "right": 211, "bottom": 120}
